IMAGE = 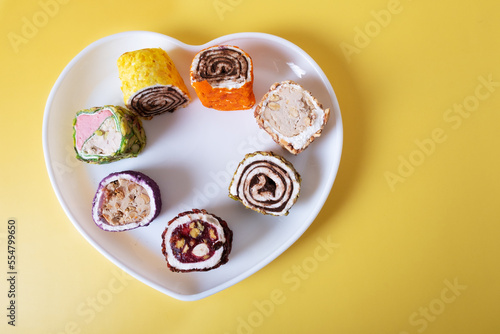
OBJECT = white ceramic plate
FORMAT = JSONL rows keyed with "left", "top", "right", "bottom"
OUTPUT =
{"left": 42, "top": 31, "right": 343, "bottom": 301}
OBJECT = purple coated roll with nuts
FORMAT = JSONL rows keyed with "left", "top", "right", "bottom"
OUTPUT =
{"left": 92, "top": 170, "right": 162, "bottom": 232}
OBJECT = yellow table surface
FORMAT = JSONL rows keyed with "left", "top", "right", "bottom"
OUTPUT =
{"left": 1, "top": 0, "right": 499, "bottom": 333}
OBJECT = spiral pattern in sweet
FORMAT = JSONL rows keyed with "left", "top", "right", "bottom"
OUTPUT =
{"left": 195, "top": 48, "right": 250, "bottom": 85}
{"left": 236, "top": 160, "right": 295, "bottom": 214}
{"left": 129, "top": 86, "right": 188, "bottom": 117}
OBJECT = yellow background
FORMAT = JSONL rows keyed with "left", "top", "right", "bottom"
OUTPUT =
{"left": 1, "top": 0, "right": 499, "bottom": 333}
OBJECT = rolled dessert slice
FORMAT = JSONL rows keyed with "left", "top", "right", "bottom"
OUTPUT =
{"left": 73, "top": 105, "right": 146, "bottom": 164}
{"left": 92, "top": 171, "right": 162, "bottom": 232}
{"left": 190, "top": 45, "right": 255, "bottom": 111}
{"left": 229, "top": 151, "right": 301, "bottom": 216}
{"left": 117, "top": 48, "right": 190, "bottom": 119}
{"left": 161, "top": 209, "right": 232, "bottom": 272}
{"left": 254, "top": 80, "right": 331, "bottom": 154}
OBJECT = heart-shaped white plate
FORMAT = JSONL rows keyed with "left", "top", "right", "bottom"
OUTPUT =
{"left": 42, "top": 31, "right": 343, "bottom": 301}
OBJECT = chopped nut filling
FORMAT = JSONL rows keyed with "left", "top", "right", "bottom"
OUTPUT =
{"left": 100, "top": 178, "right": 151, "bottom": 226}
{"left": 262, "top": 86, "right": 317, "bottom": 137}
{"left": 81, "top": 117, "right": 122, "bottom": 156}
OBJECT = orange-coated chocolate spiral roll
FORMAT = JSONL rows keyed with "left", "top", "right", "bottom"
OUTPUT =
{"left": 190, "top": 45, "right": 255, "bottom": 111}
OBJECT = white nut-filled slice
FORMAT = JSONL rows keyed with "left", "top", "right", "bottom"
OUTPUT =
{"left": 254, "top": 80, "right": 330, "bottom": 154}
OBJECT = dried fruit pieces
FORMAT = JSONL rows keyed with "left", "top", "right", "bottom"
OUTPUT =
{"left": 254, "top": 80, "right": 330, "bottom": 154}
{"left": 161, "top": 209, "right": 232, "bottom": 272}
{"left": 117, "top": 48, "right": 191, "bottom": 118}
{"left": 73, "top": 105, "right": 146, "bottom": 164}
{"left": 190, "top": 45, "right": 255, "bottom": 110}
{"left": 92, "top": 171, "right": 162, "bottom": 232}
{"left": 229, "top": 151, "right": 301, "bottom": 216}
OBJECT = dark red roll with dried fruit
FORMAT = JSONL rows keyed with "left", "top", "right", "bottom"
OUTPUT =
{"left": 161, "top": 209, "right": 232, "bottom": 272}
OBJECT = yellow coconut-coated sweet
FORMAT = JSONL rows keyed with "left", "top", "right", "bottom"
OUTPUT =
{"left": 117, "top": 48, "right": 190, "bottom": 105}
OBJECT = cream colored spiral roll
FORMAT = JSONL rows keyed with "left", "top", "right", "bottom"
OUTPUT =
{"left": 229, "top": 151, "right": 301, "bottom": 216}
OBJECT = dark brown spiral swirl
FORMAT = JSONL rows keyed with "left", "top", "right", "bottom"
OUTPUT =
{"left": 193, "top": 47, "right": 250, "bottom": 86}
{"left": 129, "top": 86, "right": 188, "bottom": 118}
{"left": 235, "top": 160, "right": 296, "bottom": 215}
